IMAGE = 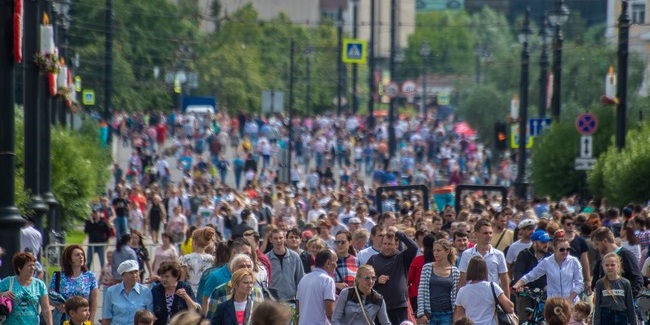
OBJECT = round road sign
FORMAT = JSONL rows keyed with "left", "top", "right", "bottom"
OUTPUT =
{"left": 385, "top": 82, "right": 399, "bottom": 98}
{"left": 575, "top": 112, "right": 598, "bottom": 135}
{"left": 401, "top": 80, "right": 417, "bottom": 96}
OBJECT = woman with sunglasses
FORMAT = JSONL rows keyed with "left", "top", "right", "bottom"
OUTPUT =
{"left": 332, "top": 265, "right": 390, "bottom": 325}
{"left": 512, "top": 237, "right": 584, "bottom": 304}
{"left": 334, "top": 230, "right": 360, "bottom": 294}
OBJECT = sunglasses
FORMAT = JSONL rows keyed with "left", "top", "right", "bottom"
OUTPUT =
{"left": 557, "top": 247, "right": 571, "bottom": 253}
{"left": 361, "top": 276, "right": 377, "bottom": 281}
{"left": 334, "top": 240, "right": 347, "bottom": 245}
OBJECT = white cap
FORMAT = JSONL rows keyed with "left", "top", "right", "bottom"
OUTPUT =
{"left": 117, "top": 260, "right": 139, "bottom": 275}
{"left": 518, "top": 219, "right": 537, "bottom": 229}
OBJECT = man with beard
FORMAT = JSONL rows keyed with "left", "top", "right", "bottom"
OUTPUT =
{"left": 512, "top": 230, "right": 552, "bottom": 321}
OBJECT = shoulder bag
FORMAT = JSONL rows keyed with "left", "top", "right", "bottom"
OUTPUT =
{"left": 354, "top": 286, "right": 373, "bottom": 325}
{"left": 490, "top": 282, "right": 519, "bottom": 325}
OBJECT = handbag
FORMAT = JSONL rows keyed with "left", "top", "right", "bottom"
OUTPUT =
{"left": 490, "top": 282, "right": 519, "bottom": 325}
{"left": 0, "top": 276, "right": 14, "bottom": 321}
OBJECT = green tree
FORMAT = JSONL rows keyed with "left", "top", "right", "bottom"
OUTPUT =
{"left": 531, "top": 105, "right": 614, "bottom": 199}
{"left": 455, "top": 84, "right": 508, "bottom": 149}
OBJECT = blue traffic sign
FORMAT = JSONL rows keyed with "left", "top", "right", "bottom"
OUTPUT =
{"left": 528, "top": 118, "right": 552, "bottom": 136}
{"left": 575, "top": 112, "right": 598, "bottom": 135}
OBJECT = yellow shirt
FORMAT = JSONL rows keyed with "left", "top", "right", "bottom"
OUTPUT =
{"left": 181, "top": 238, "right": 193, "bottom": 256}
{"left": 491, "top": 228, "right": 514, "bottom": 252}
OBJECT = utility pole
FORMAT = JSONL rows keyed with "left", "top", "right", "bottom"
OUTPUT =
{"left": 336, "top": 7, "right": 343, "bottom": 117}
{"left": 617, "top": 0, "right": 630, "bottom": 150}
{"left": 352, "top": 0, "right": 359, "bottom": 113}
{"left": 515, "top": 9, "right": 532, "bottom": 200}
{"left": 367, "top": 0, "right": 376, "bottom": 129}
{"left": 105, "top": 0, "right": 114, "bottom": 141}
{"left": 0, "top": 0, "right": 26, "bottom": 277}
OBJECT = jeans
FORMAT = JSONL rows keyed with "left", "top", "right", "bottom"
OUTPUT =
{"left": 86, "top": 244, "right": 106, "bottom": 268}
{"left": 382, "top": 307, "right": 407, "bottom": 325}
{"left": 115, "top": 216, "right": 128, "bottom": 240}
{"left": 600, "top": 308, "right": 628, "bottom": 325}
{"left": 429, "top": 311, "right": 453, "bottom": 325}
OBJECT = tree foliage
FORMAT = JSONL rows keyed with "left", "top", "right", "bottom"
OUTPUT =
{"left": 531, "top": 105, "right": 614, "bottom": 199}
{"left": 455, "top": 84, "right": 508, "bottom": 148}
{"left": 589, "top": 121, "right": 650, "bottom": 207}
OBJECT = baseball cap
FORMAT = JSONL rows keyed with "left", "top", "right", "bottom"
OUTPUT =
{"left": 518, "top": 219, "right": 536, "bottom": 229}
{"left": 117, "top": 260, "right": 139, "bottom": 275}
{"left": 301, "top": 230, "right": 313, "bottom": 241}
{"left": 348, "top": 217, "right": 361, "bottom": 225}
{"left": 531, "top": 230, "right": 551, "bottom": 243}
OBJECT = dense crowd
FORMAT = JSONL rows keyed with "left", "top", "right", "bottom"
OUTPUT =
{"left": 7, "top": 110, "right": 650, "bottom": 325}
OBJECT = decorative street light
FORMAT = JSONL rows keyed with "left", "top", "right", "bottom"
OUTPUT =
{"left": 548, "top": 0, "right": 570, "bottom": 120}
{"left": 419, "top": 41, "right": 431, "bottom": 118}
{"left": 514, "top": 9, "right": 533, "bottom": 200}
{"left": 538, "top": 17, "right": 552, "bottom": 118}
{"left": 616, "top": 0, "right": 630, "bottom": 149}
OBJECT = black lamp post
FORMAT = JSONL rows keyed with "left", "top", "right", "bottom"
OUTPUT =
{"left": 419, "top": 41, "right": 431, "bottom": 118}
{"left": 105, "top": 0, "right": 113, "bottom": 139}
{"left": 514, "top": 9, "right": 533, "bottom": 200}
{"left": 0, "top": 0, "right": 27, "bottom": 277}
{"left": 367, "top": 0, "right": 376, "bottom": 129}
{"left": 616, "top": 0, "right": 630, "bottom": 150}
{"left": 548, "top": 0, "right": 570, "bottom": 121}
{"left": 336, "top": 7, "right": 344, "bottom": 117}
{"left": 305, "top": 46, "right": 312, "bottom": 117}
{"left": 538, "top": 17, "right": 552, "bottom": 118}
{"left": 351, "top": 0, "right": 359, "bottom": 113}
{"left": 388, "top": 0, "right": 397, "bottom": 159}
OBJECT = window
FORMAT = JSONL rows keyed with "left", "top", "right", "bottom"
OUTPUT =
{"left": 632, "top": 3, "right": 646, "bottom": 24}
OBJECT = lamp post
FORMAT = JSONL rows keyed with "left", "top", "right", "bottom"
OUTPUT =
{"left": 336, "top": 7, "right": 344, "bottom": 117}
{"left": 305, "top": 46, "right": 312, "bottom": 117}
{"left": 419, "top": 41, "right": 431, "bottom": 118}
{"left": 388, "top": 0, "right": 397, "bottom": 159}
{"left": 548, "top": 0, "right": 570, "bottom": 121}
{"left": 538, "top": 17, "right": 552, "bottom": 118}
{"left": 351, "top": 0, "right": 359, "bottom": 113}
{"left": 616, "top": 0, "right": 630, "bottom": 150}
{"left": 104, "top": 0, "right": 113, "bottom": 144}
{"left": 0, "top": 0, "right": 27, "bottom": 277}
{"left": 473, "top": 44, "right": 490, "bottom": 84}
{"left": 367, "top": 0, "right": 376, "bottom": 129}
{"left": 514, "top": 9, "right": 533, "bottom": 200}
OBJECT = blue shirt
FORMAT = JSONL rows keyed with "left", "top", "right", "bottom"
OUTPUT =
{"left": 201, "top": 264, "right": 231, "bottom": 302}
{"left": 0, "top": 276, "right": 47, "bottom": 325}
{"left": 102, "top": 282, "right": 153, "bottom": 324}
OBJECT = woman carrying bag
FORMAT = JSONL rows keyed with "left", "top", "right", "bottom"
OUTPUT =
{"left": 331, "top": 265, "right": 390, "bottom": 325}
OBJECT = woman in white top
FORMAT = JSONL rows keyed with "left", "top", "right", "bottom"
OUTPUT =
{"left": 178, "top": 227, "right": 216, "bottom": 293}
{"left": 512, "top": 236, "right": 584, "bottom": 304}
{"left": 454, "top": 256, "right": 514, "bottom": 325}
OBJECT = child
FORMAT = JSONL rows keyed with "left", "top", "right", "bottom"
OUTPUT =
{"left": 129, "top": 201, "right": 144, "bottom": 231}
{"left": 133, "top": 309, "right": 154, "bottom": 325}
{"left": 64, "top": 296, "right": 91, "bottom": 325}
{"left": 100, "top": 250, "right": 115, "bottom": 287}
{"left": 593, "top": 252, "right": 637, "bottom": 325}
{"left": 568, "top": 301, "right": 591, "bottom": 325}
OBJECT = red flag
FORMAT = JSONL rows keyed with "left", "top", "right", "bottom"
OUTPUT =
{"left": 13, "top": 0, "right": 23, "bottom": 63}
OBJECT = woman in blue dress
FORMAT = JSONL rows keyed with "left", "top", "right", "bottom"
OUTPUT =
{"left": 0, "top": 252, "right": 53, "bottom": 325}
{"left": 49, "top": 245, "right": 99, "bottom": 324}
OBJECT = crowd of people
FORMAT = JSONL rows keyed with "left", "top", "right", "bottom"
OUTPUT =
{"left": 6, "top": 110, "right": 650, "bottom": 325}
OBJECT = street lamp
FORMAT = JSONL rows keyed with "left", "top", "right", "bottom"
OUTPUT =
{"left": 473, "top": 44, "right": 490, "bottom": 84}
{"left": 351, "top": 0, "right": 359, "bottom": 113}
{"left": 514, "top": 9, "right": 533, "bottom": 200}
{"left": 548, "top": 0, "right": 570, "bottom": 120}
{"left": 616, "top": 0, "right": 630, "bottom": 149}
{"left": 304, "top": 46, "right": 313, "bottom": 116}
{"left": 538, "top": 17, "right": 552, "bottom": 118}
{"left": 419, "top": 41, "right": 431, "bottom": 118}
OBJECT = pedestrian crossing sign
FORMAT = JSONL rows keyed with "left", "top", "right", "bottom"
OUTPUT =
{"left": 342, "top": 39, "right": 367, "bottom": 64}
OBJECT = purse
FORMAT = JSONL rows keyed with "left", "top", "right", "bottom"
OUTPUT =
{"left": 490, "top": 282, "right": 519, "bottom": 325}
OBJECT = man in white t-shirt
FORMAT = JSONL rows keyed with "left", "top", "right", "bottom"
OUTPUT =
{"left": 357, "top": 225, "right": 385, "bottom": 265}
{"left": 458, "top": 219, "right": 510, "bottom": 298}
{"left": 505, "top": 219, "right": 536, "bottom": 278}
{"left": 296, "top": 248, "right": 337, "bottom": 325}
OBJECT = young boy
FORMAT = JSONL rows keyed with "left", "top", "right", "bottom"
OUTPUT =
{"left": 133, "top": 310, "right": 154, "bottom": 325}
{"left": 65, "top": 296, "right": 91, "bottom": 325}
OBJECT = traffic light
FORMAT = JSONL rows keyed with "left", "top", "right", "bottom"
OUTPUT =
{"left": 495, "top": 122, "right": 507, "bottom": 150}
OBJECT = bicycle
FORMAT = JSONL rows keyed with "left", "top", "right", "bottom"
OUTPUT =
{"left": 516, "top": 287, "right": 547, "bottom": 325}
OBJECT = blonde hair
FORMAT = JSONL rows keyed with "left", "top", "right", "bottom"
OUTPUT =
{"left": 543, "top": 297, "right": 571, "bottom": 325}
{"left": 230, "top": 268, "right": 255, "bottom": 288}
{"left": 602, "top": 252, "right": 623, "bottom": 304}
{"left": 307, "top": 237, "right": 325, "bottom": 250}
{"left": 354, "top": 265, "right": 376, "bottom": 285}
{"left": 192, "top": 227, "right": 216, "bottom": 248}
{"left": 434, "top": 239, "right": 457, "bottom": 266}
{"left": 170, "top": 311, "right": 209, "bottom": 325}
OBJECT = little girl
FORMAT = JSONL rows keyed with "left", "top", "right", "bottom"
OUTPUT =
{"left": 593, "top": 252, "right": 637, "bottom": 325}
